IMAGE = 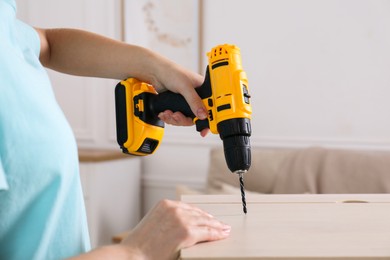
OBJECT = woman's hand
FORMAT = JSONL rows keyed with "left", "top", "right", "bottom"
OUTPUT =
{"left": 120, "top": 200, "right": 231, "bottom": 260}
{"left": 149, "top": 57, "right": 210, "bottom": 137}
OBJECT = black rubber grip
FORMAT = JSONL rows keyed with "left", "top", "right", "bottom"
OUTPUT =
{"left": 149, "top": 91, "right": 195, "bottom": 118}
{"left": 147, "top": 92, "right": 210, "bottom": 132}
{"left": 145, "top": 66, "right": 213, "bottom": 132}
{"left": 115, "top": 83, "right": 128, "bottom": 148}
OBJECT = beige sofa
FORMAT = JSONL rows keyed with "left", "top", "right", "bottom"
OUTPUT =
{"left": 181, "top": 146, "right": 390, "bottom": 196}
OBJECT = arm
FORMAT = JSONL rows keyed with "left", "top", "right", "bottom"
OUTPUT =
{"left": 35, "top": 28, "right": 208, "bottom": 128}
{"left": 68, "top": 200, "right": 231, "bottom": 260}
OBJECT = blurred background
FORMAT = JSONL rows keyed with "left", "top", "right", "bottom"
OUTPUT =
{"left": 15, "top": 0, "right": 390, "bottom": 247}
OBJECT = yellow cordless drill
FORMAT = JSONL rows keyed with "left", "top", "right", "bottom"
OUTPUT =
{"left": 115, "top": 44, "right": 252, "bottom": 213}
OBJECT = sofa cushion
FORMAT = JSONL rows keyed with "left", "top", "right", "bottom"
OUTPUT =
{"left": 207, "top": 146, "right": 390, "bottom": 194}
{"left": 272, "top": 147, "right": 390, "bottom": 194}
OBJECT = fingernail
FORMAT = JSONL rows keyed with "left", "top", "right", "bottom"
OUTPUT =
{"left": 206, "top": 212, "right": 214, "bottom": 218}
{"left": 223, "top": 224, "right": 231, "bottom": 232}
{"left": 197, "top": 108, "right": 207, "bottom": 120}
{"left": 223, "top": 226, "right": 231, "bottom": 234}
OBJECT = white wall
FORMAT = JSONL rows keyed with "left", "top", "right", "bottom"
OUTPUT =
{"left": 202, "top": 0, "right": 390, "bottom": 149}
{"left": 16, "top": 0, "right": 390, "bottom": 214}
{"left": 15, "top": 0, "right": 122, "bottom": 150}
{"left": 140, "top": 0, "right": 390, "bottom": 213}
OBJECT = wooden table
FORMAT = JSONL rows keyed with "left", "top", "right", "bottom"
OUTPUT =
{"left": 180, "top": 194, "right": 390, "bottom": 260}
{"left": 78, "top": 148, "right": 131, "bottom": 162}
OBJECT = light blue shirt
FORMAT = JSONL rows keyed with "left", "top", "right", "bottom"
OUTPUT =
{"left": 0, "top": 0, "right": 91, "bottom": 259}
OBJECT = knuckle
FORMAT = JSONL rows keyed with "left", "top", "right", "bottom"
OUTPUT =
{"left": 178, "top": 225, "right": 193, "bottom": 241}
{"left": 157, "top": 199, "right": 173, "bottom": 208}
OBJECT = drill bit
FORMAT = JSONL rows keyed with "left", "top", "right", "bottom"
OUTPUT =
{"left": 238, "top": 171, "right": 247, "bottom": 214}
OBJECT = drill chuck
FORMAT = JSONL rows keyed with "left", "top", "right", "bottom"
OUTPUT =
{"left": 218, "top": 118, "right": 251, "bottom": 173}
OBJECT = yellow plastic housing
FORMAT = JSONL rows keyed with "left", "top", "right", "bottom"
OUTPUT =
{"left": 120, "top": 78, "right": 164, "bottom": 156}
{"left": 204, "top": 44, "right": 252, "bottom": 134}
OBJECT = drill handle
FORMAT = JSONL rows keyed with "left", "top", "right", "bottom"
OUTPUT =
{"left": 149, "top": 67, "right": 212, "bottom": 132}
{"left": 150, "top": 91, "right": 195, "bottom": 118}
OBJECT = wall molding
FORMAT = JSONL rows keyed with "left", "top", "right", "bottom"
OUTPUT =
{"left": 251, "top": 136, "right": 390, "bottom": 151}
{"left": 162, "top": 132, "right": 390, "bottom": 151}
{"left": 142, "top": 175, "right": 206, "bottom": 190}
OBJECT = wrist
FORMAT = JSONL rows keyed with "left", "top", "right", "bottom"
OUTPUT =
{"left": 108, "top": 244, "right": 147, "bottom": 260}
{"left": 126, "top": 45, "right": 166, "bottom": 87}
{"left": 67, "top": 244, "right": 144, "bottom": 260}
{"left": 141, "top": 48, "right": 175, "bottom": 91}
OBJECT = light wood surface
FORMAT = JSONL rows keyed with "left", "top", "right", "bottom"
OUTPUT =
{"left": 78, "top": 149, "right": 134, "bottom": 162}
{"left": 180, "top": 194, "right": 390, "bottom": 260}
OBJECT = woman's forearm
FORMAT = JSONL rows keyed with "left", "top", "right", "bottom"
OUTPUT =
{"left": 36, "top": 28, "right": 167, "bottom": 83}
{"left": 35, "top": 27, "right": 208, "bottom": 122}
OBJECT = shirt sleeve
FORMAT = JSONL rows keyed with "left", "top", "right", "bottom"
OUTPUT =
{"left": 0, "top": 160, "right": 9, "bottom": 191}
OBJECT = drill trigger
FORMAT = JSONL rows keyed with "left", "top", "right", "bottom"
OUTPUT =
{"left": 195, "top": 119, "right": 210, "bottom": 132}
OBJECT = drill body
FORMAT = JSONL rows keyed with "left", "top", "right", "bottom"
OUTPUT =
{"left": 115, "top": 44, "right": 252, "bottom": 173}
